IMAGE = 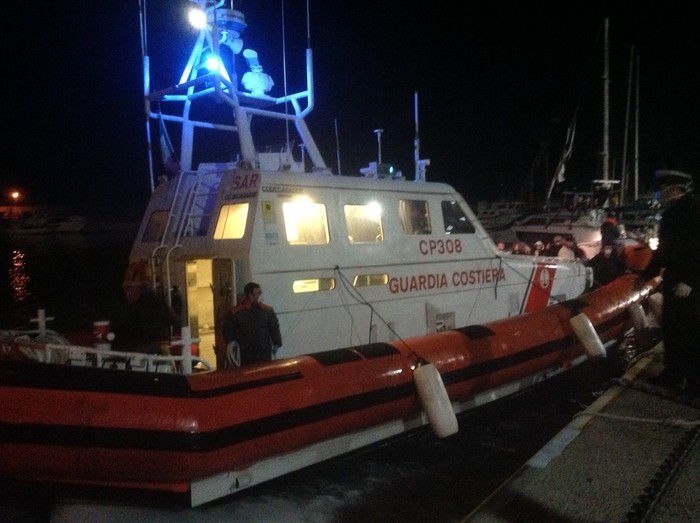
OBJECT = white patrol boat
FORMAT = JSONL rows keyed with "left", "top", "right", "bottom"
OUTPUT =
{"left": 0, "top": 2, "right": 662, "bottom": 506}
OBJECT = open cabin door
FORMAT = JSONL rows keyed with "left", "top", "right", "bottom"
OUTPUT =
{"left": 184, "top": 258, "right": 238, "bottom": 369}
{"left": 184, "top": 259, "right": 216, "bottom": 368}
{"left": 212, "top": 258, "right": 237, "bottom": 368}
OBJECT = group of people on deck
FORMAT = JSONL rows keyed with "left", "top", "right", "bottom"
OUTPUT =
{"left": 501, "top": 175, "right": 700, "bottom": 394}
{"left": 494, "top": 211, "right": 640, "bottom": 288}
{"left": 496, "top": 235, "right": 584, "bottom": 259}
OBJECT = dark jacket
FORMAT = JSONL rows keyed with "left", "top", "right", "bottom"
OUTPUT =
{"left": 113, "top": 287, "right": 181, "bottom": 353}
{"left": 222, "top": 298, "right": 282, "bottom": 365}
{"left": 640, "top": 192, "right": 700, "bottom": 295}
{"left": 600, "top": 218, "right": 620, "bottom": 246}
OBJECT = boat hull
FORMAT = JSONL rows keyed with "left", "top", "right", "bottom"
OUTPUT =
{"left": 0, "top": 274, "right": 657, "bottom": 505}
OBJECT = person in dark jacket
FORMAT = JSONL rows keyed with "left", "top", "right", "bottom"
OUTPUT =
{"left": 589, "top": 211, "right": 626, "bottom": 287}
{"left": 635, "top": 181, "right": 700, "bottom": 393}
{"left": 113, "top": 282, "right": 181, "bottom": 354}
{"left": 600, "top": 211, "right": 620, "bottom": 247}
{"left": 222, "top": 282, "right": 282, "bottom": 366}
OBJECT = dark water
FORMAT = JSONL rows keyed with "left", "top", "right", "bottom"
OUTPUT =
{"left": 0, "top": 230, "right": 620, "bottom": 522}
{"left": 0, "top": 228, "right": 136, "bottom": 332}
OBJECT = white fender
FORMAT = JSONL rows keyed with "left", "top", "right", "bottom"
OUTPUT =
{"left": 628, "top": 302, "right": 648, "bottom": 332}
{"left": 647, "top": 292, "right": 663, "bottom": 324}
{"left": 413, "top": 361, "right": 458, "bottom": 438}
{"left": 569, "top": 312, "right": 606, "bottom": 359}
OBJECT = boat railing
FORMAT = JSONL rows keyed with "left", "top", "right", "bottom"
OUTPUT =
{"left": 1, "top": 319, "right": 212, "bottom": 375}
{"left": 5, "top": 336, "right": 212, "bottom": 374}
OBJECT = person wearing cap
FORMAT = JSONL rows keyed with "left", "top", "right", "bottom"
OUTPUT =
{"left": 635, "top": 179, "right": 700, "bottom": 393}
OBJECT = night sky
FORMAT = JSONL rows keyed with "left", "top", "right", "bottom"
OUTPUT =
{"left": 6, "top": 1, "right": 700, "bottom": 219}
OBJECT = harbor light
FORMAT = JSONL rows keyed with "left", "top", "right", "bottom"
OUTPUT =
{"left": 9, "top": 190, "right": 20, "bottom": 219}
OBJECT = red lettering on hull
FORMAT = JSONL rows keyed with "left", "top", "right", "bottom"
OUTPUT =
{"left": 232, "top": 172, "right": 260, "bottom": 191}
{"left": 388, "top": 269, "right": 505, "bottom": 294}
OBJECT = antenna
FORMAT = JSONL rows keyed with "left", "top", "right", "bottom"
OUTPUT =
{"left": 413, "top": 91, "right": 429, "bottom": 182}
{"left": 414, "top": 91, "right": 420, "bottom": 181}
{"left": 373, "top": 129, "right": 384, "bottom": 165}
{"left": 334, "top": 119, "right": 342, "bottom": 176}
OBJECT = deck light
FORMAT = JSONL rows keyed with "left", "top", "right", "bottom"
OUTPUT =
{"left": 188, "top": 5, "right": 207, "bottom": 29}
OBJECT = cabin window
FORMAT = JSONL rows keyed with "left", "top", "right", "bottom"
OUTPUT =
{"left": 283, "top": 200, "right": 330, "bottom": 245}
{"left": 142, "top": 210, "right": 169, "bottom": 242}
{"left": 293, "top": 278, "right": 336, "bottom": 293}
{"left": 399, "top": 199, "right": 431, "bottom": 234}
{"left": 353, "top": 273, "right": 389, "bottom": 287}
{"left": 213, "top": 203, "right": 249, "bottom": 239}
{"left": 441, "top": 200, "right": 475, "bottom": 234}
{"left": 345, "top": 203, "right": 384, "bottom": 243}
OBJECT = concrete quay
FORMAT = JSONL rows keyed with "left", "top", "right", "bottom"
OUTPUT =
{"left": 464, "top": 344, "right": 700, "bottom": 522}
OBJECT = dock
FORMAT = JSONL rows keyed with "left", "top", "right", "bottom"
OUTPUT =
{"left": 463, "top": 344, "right": 700, "bottom": 522}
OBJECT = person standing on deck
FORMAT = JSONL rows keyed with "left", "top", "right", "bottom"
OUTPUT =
{"left": 113, "top": 283, "right": 181, "bottom": 354}
{"left": 600, "top": 210, "right": 621, "bottom": 248}
{"left": 589, "top": 211, "right": 626, "bottom": 287}
{"left": 222, "top": 282, "right": 282, "bottom": 367}
{"left": 635, "top": 179, "right": 700, "bottom": 393}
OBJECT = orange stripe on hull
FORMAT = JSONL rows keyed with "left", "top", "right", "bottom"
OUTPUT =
{"left": 0, "top": 274, "right": 659, "bottom": 501}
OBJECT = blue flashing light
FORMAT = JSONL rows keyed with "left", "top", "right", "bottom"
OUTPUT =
{"left": 204, "top": 55, "right": 218, "bottom": 72}
{"left": 202, "top": 54, "right": 231, "bottom": 82}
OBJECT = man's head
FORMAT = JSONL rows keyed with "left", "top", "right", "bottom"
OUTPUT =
{"left": 653, "top": 170, "right": 693, "bottom": 205}
{"left": 659, "top": 183, "right": 687, "bottom": 205}
{"left": 244, "top": 282, "right": 263, "bottom": 304}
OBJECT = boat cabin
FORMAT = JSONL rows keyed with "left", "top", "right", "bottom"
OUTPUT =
{"left": 130, "top": 159, "right": 590, "bottom": 368}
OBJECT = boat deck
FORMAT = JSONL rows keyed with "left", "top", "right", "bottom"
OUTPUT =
{"left": 463, "top": 343, "right": 700, "bottom": 522}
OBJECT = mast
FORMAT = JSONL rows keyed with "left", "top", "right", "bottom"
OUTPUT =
{"left": 621, "top": 46, "right": 635, "bottom": 206}
{"left": 633, "top": 54, "right": 640, "bottom": 201}
{"left": 602, "top": 18, "right": 610, "bottom": 182}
